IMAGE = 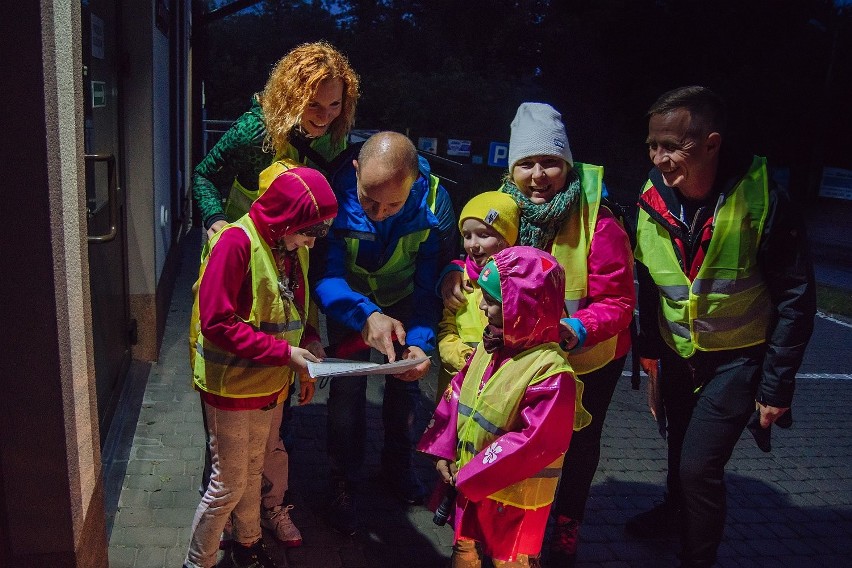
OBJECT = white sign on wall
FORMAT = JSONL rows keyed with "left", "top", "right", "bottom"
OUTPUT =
{"left": 447, "top": 139, "right": 471, "bottom": 157}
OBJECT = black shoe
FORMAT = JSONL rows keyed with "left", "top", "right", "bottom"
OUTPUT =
{"left": 230, "top": 539, "right": 278, "bottom": 568}
{"left": 625, "top": 497, "right": 681, "bottom": 539}
{"left": 328, "top": 481, "right": 359, "bottom": 535}
{"left": 380, "top": 464, "right": 429, "bottom": 505}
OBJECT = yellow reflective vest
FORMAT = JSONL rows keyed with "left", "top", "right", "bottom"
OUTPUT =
{"left": 456, "top": 344, "right": 591, "bottom": 509}
{"left": 454, "top": 276, "right": 487, "bottom": 347}
{"left": 634, "top": 156, "right": 772, "bottom": 358}
{"left": 549, "top": 162, "right": 618, "bottom": 374}
{"left": 345, "top": 174, "right": 440, "bottom": 307}
{"left": 191, "top": 216, "right": 308, "bottom": 398}
{"left": 223, "top": 135, "right": 343, "bottom": 221}
{"left": 436, "top": 272, "right": 487, "bottom": 398}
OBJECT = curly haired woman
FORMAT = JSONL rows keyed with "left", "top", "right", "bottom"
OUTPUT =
{"left": 193, "top": 40, "right": 360, "bottom": 239}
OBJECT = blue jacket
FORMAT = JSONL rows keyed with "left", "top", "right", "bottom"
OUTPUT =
{"left": 313, "top": 152, "right": 457, "bottom": 352}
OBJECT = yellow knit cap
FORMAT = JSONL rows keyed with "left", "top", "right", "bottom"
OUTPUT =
{"left": 458, "top": 191, "right": 520, "bottom": 246}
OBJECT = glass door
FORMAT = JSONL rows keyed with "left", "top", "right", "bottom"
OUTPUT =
{"left": 82, "top": 0, "right": 133, "bottom": 443}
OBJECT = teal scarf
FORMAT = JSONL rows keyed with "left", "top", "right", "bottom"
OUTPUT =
{"left": 499, "top": 168, "right": 581, "bottom": 249}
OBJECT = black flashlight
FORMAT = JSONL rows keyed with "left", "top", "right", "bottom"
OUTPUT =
{"left": 432, "top": 485, "right": 458, "bottom": 526}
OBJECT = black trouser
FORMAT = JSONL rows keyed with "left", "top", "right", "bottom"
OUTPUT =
{"left": 325, "top": 296, "right": 423, "bottom": 486}
{"left": 551, "top": 355, "right": 626, "bottom": 522}
{"left": 660, "top": 345, "right": 764, "bottom": 568}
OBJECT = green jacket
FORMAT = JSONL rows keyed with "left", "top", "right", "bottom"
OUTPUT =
{"left": 192, "top": 97, "right": 345, "bottom": 229}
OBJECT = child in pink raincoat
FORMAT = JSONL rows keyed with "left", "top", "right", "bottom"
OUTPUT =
{"left": 419, "top": 246, "right": 591, "bottom": 568}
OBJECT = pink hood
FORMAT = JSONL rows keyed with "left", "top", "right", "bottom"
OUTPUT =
{"left": 248, "top": 166, "right": 338, "bottom": 246}
{"left": 491, "top": 246, "right": 565, "bottom": 351}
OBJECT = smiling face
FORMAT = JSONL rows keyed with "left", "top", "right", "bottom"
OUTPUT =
{"left": 299, "top": 77, "right": 343, "bottom": 138}
{"left": 511, "top": 155, "right": 570, "bottom": 204}
{"left": 461, "top": 218, "right": 507, "bottom": 267}
{"left": 646, "top": 108, "right": 721, "bottom": 200}
{"left": 479, "top": 289, "right": 503, "bottom": 327}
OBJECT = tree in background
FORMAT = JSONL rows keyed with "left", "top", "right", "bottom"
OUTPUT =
{"left": 197, "top": 0, "right": 852, "bottom": 203}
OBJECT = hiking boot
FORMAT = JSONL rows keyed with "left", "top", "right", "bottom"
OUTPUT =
{"left": 230, "top": 539, "right": 279, "bottom": 568}
{"left": 380, "top": 463, "right": 429, "bottom": 505}
{"left": 548, "top": 515, "right": 580, "bottom": 567}
{"left": 625, "top": 497, "right": 682, "bottom": 539}
{"left": 328, "top": 481, "right": 359, "bottom": 535}
{"left": 261, "top": 504, "right": 302, "bottom": 547}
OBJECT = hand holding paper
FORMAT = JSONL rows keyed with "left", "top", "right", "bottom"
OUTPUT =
{"left": 307, "top": 356, "right": 430, "bottom": 379}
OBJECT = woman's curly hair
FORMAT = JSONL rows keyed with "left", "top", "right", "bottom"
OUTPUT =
{"left": 258, "top": 41, "right": 360, "bottom": 155}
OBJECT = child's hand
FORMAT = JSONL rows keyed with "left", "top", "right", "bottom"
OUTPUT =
{"left": 440, "top": 270, "right": 467, "bottom": 311}
{"left": 287, "top": 346, "right": 320, "bottom": 374}
{"left": 436, "top": 459, "right": 458, "bottom": 485}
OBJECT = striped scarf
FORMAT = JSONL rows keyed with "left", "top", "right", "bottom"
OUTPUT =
{"left": 499, "top": 168, "right": 581, "bottom": 250}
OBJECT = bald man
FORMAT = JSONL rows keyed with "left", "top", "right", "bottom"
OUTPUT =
{"left": 312, "top": 131, "right": 457, "bottom": 534}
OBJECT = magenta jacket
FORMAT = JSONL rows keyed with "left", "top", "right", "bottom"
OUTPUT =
{"left": 419, "top": 246, "right": 577, "bottom": 560}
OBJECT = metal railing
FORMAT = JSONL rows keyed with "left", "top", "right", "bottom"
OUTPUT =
{"left": 201, "top": 118, "right": 235, "bottom": 155}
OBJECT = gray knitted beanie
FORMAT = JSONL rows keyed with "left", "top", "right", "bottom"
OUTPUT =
{"left": 508, "top": 102, "right": 573, "bottom": 170}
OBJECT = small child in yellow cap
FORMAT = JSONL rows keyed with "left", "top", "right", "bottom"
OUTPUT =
{"left": 436, "top": 191, "right": 520, "bottom": 401}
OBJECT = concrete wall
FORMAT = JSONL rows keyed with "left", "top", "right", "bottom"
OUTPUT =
{"left": 0, "top": 1, "right": 108, "bottom": 565}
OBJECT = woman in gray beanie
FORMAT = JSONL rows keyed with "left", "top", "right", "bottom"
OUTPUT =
{"left": 441, "top": 102, "right": 635, "bottom": 567}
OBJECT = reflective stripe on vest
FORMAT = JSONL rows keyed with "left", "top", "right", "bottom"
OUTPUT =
{"left": 191, "top": 217, "right": 308, "bottom": 397}
{"left": 345, "top": 174, "right": 439, "bottom": 307}
{"left": 456, "top": 344, "right": 591, "bottom": 509}
{"left": 634, "top": 156, "right": 772, "bottom": 358}
{"left": 549, "top": 163, "right": 618, "bottom": 374}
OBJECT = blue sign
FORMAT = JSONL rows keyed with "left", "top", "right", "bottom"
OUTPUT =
{"left": 488, "top": 142, "right": 509, "bottom": 168}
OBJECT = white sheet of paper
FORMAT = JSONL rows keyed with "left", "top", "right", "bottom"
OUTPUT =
{"left": 307, "top": 356, "right": 429, "bottom": 378}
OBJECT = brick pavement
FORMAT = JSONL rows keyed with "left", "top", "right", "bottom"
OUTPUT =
{"left": 107, "top": 228, "right": 852, "bottom": 567}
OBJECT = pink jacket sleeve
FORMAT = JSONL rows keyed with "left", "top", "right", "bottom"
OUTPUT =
{"left": 575, "top": 208, "right": 635, "bottom": 348}
{"left": 417, "top": 358, "right": 472, "bottom": 461}
{"left": 199, "top": 228, "right": 292, "bottom": 366}
{"left": 454, "top": 371, "right": 576, "bottom": 503}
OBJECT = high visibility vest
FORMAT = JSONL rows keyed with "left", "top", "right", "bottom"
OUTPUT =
{"left": 549, "top": 162, "right": 618, "bottom": 374}
{"left": 634, "top": 156, "right": 772, "bottom": 358}
{"left": 345, "top": 174, "right": 440, "bottom": 307}
{"left": 191, "top": 216, "right": 308, "bottom": 397}
{"left": 223, "top": 136, "right": 341, "bottom": 221}
{"left": 456, "top": 344, "right": 591, "bottom": 509}
{"left": 455, "top": 274, "right": 486, "bottom": 347}
{"left": 189, "top": 157, "right": 303, "bottom": 371}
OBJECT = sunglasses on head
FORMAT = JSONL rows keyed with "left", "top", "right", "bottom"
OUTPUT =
{"left": 297, "top": 218, "right": 333, "bottom": 238}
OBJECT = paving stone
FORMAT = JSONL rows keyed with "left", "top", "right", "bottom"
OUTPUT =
{"left": 107, "top": 229, "right": 852, "bottom": 568}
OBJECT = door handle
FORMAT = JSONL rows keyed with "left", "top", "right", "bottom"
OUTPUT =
{"left": 85, "top": 153, "right": 119, "bottom": 243}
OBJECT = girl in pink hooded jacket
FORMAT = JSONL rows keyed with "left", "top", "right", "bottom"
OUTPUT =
{"left": 419, "top": 246, "right": 590, "bottom": 568}
{"left": 186, "top": 167, "right": 337, "bottom": 568}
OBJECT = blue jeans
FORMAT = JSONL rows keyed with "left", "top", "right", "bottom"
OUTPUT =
{"left": 325, "top": 298, "right": 423, "bottom": 485}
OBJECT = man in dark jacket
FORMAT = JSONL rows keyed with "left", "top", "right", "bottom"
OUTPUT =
{"left": 627, "top": 86, "right": 816, "bottom": 568}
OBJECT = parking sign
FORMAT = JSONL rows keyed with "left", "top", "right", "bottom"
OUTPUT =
{"left": 488, "top": 142, "right": 509, "bottom": 168}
